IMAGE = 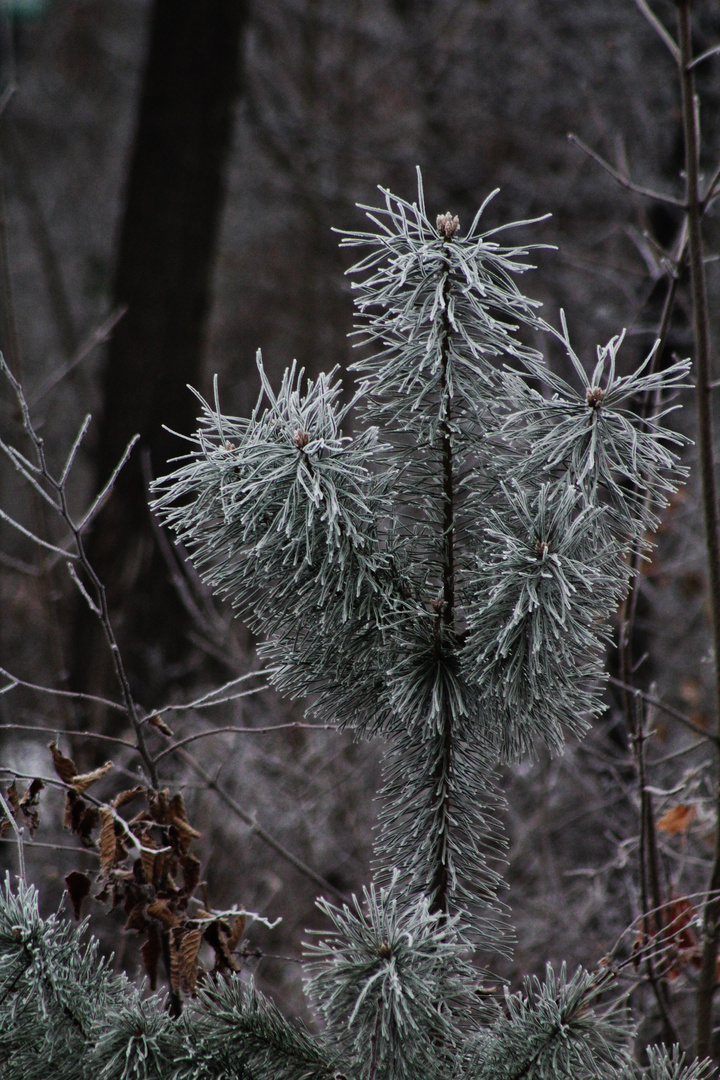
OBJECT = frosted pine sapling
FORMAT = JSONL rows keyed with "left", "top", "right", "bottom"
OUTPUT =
{"left": 152, "top": 173, "right": 688, "bottom": 925}
{"left": 0, "top": 175, "right": 704, "bottom": 1080}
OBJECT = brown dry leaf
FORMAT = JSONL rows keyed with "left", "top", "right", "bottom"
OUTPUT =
{"left": 6, "top": 781, "right": 19, "bottom": 814}
{"left": 169, "top": 931, "right": 181, "bottom": 994}
{"left": 113, "top": 786, "right": 146, "bottom": 809}
{"left": 205, "top": 919, "right": 239, "bottom": 973}
{"left": 141, "top": 923, "right": 162, "bottom": 991}
{"left": 173, "top": 817, "right": 201, "bottom": 842}
{"left": 99, "top": 808, "right": 118, "bottom": 871}
{"left": 19, "top": 778, "right": 44, "bottom": 837}
{"left": 180, "top": 927, "right": 203, "bottom": 993}
{"left": 72, "top": 761, "right": 113, "bottom": 795}
{"left": 63, "top": 791, "right": 76, "bottom": 831}
{"left": 124, "top": 902, "right": 148, "bottom": 932}
{"left": 65, "top": 871, "right": 91, "bottom": 920}
{"left": 147, "top": 713, "right": 174, "bottom": 737}
{"left": 170, "top": 794, "right": 201, "bottom": 844}
{"left": 149, "top": 789, "right": 171, "bottom": 824}
{"left": 64, "top": 792, "right": 100, "bottom": 845}
{"left": 147, "top": 898, "right": 180, "bottom": 929}
{"left": 227, "top": 913, "right": 247, "bottom": 953}
{"left": 140, "top": 844, "right": 158, "bottom": 885}
{"left": 154, "top": 852, "right": 173, "bottom": 888}
{"left": 50, "top": 741, "right": 78, "bottom": 784}
{"left": 170, "top": 793, "right": 190, "bottom": 824}
{"left": 180, "top": 853, "right": 201, "bottom": 894}
{"left": 657, "top": 804, "right": 697, "bottom": 836}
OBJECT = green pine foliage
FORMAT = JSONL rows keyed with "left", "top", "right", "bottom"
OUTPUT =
{"left": 0, "top": 174, "right": 704, "bottom": 1079}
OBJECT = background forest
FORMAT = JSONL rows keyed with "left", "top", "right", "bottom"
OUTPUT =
{"left": 2, "top": 0, "right": 720, "bottom": 1063}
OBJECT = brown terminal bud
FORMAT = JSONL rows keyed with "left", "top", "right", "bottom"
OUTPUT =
{"left": 436, "top": 212, "right": 460, "bottom": 239}
{"left": 585, "top": 386, "right": 605, "bottom": 410}
{"left": 377, "top": 941, "right": 392, "bottom": 959}
{"left": 294, "top": 430, "right": 310, "bottom": 449}
{"left": 535, "top": 539, "right": 549, "bottom": 558}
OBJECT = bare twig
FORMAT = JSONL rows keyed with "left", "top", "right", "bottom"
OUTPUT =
{"left": 568, "top": 134, "right": 685, "bottom": 207}
{"left": 0, "top": 665, "right": 125, "bottom": 714}
{"left": 2, "top": 123, "right": 79, "bottom": 359}
{"left": 624, "top": 691, "right": 680, "bottom": 1046}
{"left": 177, "top": 746, "right": 348, "bottom": 903}
{"left": 687, "top": 44, "right": 720, "bottom": 70}
{"left": 152, "top": 720, "right": 338, "bottom": 764}
{"left": 29, "top": 307, "right": 126, "bottom": 407}
{"left": 631, "top": 0, "right": 680, "bottom": 64}
{"left": 0, "top": 722, "right": 134, "bottom": 749}
{"left": 78, "top": 434, "right": 140, "bottom": 532}
{"left": 59, "top": 416, "right": 92, "bottom": 487}
{"left": 0, "top": 506, "right": 74, "bottom": 559}
{"left": 0, "top": 83, "right": 16, "bottom": 121}
{"left": 66, "top": 560, "right": 101, "bottom": 617}
{"left": 0, "top": 838, "right": 95, "bottom": 857}
{"left": 0, "top": 789, "right": 25, "bottom": 882}
{"left": 608, "top": 675, "right": 719, "bottom": 745}
{"left": 608, "top": 890, "right": 717, "bottom": 970}
{"left": 0, "top": 355, "right": 157, "bottom": 787}
{"left": 150, "top": 671, "right": 273, "bottom": 719}
{"left": 672, "top": 1, "right": 720, "bottom": 1057}
{"left": 0, "top": 550, "right": 41, "bottom": 575}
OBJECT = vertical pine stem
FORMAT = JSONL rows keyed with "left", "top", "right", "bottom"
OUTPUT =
{"left": 429, "top": 262, "right": 455, "bottom": 918}
{"left": 674, "top": 0, "right": 720, "bottom": 1058}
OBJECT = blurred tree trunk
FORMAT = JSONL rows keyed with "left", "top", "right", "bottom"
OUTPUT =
{"left": 72, "top": 0, "right": 248, "bottom": 717}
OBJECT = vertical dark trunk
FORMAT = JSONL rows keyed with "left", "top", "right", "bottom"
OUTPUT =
{"left": 73, "top": 0, "right": 248, "bottom": 713}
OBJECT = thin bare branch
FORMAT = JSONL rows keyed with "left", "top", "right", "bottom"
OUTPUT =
{"left": 151, "top": 671, "right": 274, "bottom": 718}
{"left": 0, "top": 666, "right": 126, "bottom": 713}
{"left": 0, "top": 789, "right": 25, "bottom": 882}
{"left": 78, "top": 434, "right": 140, "bottom": 532}
{"left": 0, "top": 439, "right": 61, "bottom": 510}
{"left": 0, "top": 723, "right": 134, "bottom": 748}
{"left": 2, "top": 122, "right": 79, "bottom": 359}
{"left": 701, "top": 159, "right": 720, "bottom": 213}
{"left": 59, "top": 415, "right": 92, "bottom": 486}
{"left": 66, "top": 561, "right": 101, "bottom": 617}
{"left": 608, "top": 675, "right": 720, "bottom": 745}
{"left": 0, "top": 506, "right": 75, "bottom": 559}
{"left": 568, "top": 134, "right": 685, "bottom": 207}
{"left": 29, "top": 307, "right": 126, "bottom": 407}
{"left": 0, "top": 82, "right": 16, "bottom": 121}
{"left": 631, "top": 0, "right": 680, "bottom": 64}
{"left": 177, "top": 746, "right": 348, "bottom": 903}
{"left": 0, "top": 838, "right": 95, "bottom": 856}
{"left": 152, "top": 720, "right": 338, "bottom": 764}
{"left": 687, "top": 43, "right": 720, "bottom": 70}
{"left": 0, "top": 550, "right": 41, "bottom": 575}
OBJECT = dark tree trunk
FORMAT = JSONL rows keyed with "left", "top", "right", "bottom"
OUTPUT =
{"left": 73, "top": 0, "right": 248, "bottom": 715}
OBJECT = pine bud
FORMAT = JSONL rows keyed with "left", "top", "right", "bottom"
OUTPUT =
{"left": 293, "top": 430, "right": 310, "bottom": 449}
{"left": 436, "top": 212, "right": 460, "bottom": 239}
{"left": 585, "top": 386, "right": 605, "bottom": 410}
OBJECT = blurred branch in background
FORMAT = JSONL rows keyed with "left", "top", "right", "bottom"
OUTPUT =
{"left": 72, "top": 0, "right": 250, "bottom": 715}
